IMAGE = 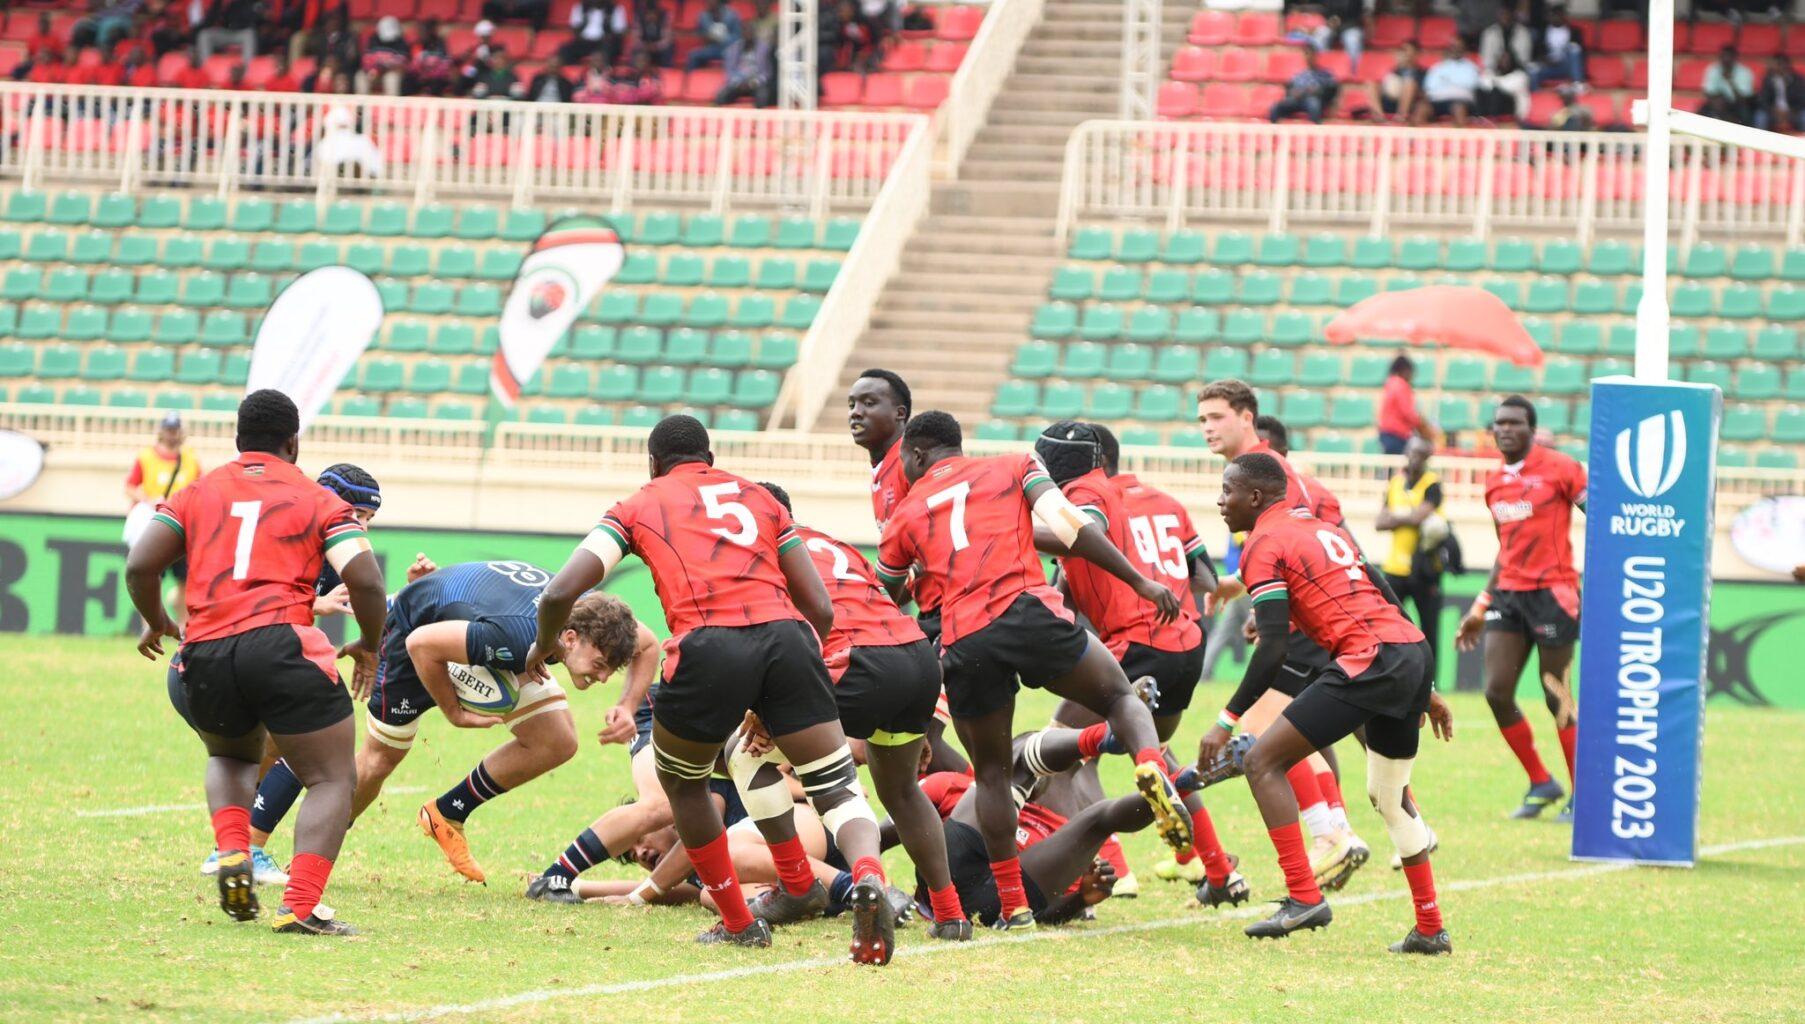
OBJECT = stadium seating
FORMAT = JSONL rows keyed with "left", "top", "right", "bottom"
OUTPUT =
{"left": 0, "top": 189, "right": 847, "bottom": 427}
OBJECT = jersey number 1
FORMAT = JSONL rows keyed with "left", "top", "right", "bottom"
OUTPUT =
{"left": 924, "top": 482, "right": 971, "bottom": 552}
{"left": 229, "top": 501, "right": 261, "bottom": 580}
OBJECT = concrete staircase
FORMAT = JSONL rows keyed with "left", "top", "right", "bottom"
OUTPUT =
{"left": 836, "top": 0, "right": 1191, "bottom": 424}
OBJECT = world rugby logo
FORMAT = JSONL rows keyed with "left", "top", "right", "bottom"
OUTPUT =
{"left": 1614, "top": 411, "right": 1687, "bottom": 499}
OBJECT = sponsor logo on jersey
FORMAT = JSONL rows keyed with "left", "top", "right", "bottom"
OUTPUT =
{"left": 1490, "top": 499, "right": 1534, "bottom": 524}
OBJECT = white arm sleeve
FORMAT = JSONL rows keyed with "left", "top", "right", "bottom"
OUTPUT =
{"left": 577, "top": 528, "right": 626, "bottom": 574}
{"left": 1032, "top": 486, "right": 1091, "bottom": 548}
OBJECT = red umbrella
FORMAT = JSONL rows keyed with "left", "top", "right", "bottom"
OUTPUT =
{"left": 1323, "top": 285, "right": 1545, "bottom": 366}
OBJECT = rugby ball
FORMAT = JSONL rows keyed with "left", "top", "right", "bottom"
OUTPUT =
{"left": 447, "top": 663, "right": 519, "bottom": 717}
{"left": 1418, "top": 513, "right": 1450, "bottom": 549}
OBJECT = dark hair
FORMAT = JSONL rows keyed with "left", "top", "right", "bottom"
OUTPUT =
{"left": 236, "top": 389, "right": 300, "bottom": 454}
{"left": 648, "top": 414, "right": 710, "bottom": 465}
{"left": 318, "top": 463, "right": 381, "bottom": 510}
{"left": 1254, "top": 414, "right": 1289, "bottom": 451}
{"left": 1092, "top": 423, "right": 1120, "bottom": 473}
{"left": 1198, "top": 378, "right": 1258, "bottom": 417}
{"left": 903, "top": 410, "right": 962, "bottom": 452}
{"left": 754, "top": 480, "right": 792, "bottom": 513}
{"left": 1389, "top": 354, "right": 1415, "bottom": 377}
{"left": 857, "top": 368, "right": 912, "bottom": 419}
{"left": 1499, "top": 394, "right": 1538, "bottom": 429}
{"left": 1230, "top": 451, "right": 1290, "bottom": 498}
{"left": 1033, "top": 420, "right": 1104, "bottom": 485}
{"left": 565, "top": 592, "right": 640, "bottom": 675}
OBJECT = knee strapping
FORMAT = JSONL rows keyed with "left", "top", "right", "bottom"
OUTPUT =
{"left": 366, "top": 717, "right": 417, "bottom": 751}
{"left": 727, "top": 743, "right": 793, "bottom": 822}
{"left": 652, "top": 738, "right": 715, "bottom": 782}
{"left": 1366, "top": 751, "right": 1429, "bottom": 859}
{"left": 794, "top": 745, "right": 874, "bottom": 837}
{"left": 1021, "top": 729, "right": 1057, "bottom": 778}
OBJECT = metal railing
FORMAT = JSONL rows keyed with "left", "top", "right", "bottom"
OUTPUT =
{"left": 1057, "top": 120, "right": 1805, "bottom": 246}
{"left": 0, "top": 83, "right": 927, "bottom": 217}
{"left": 937, "top": 0, "right": 1044, "bottom": 178}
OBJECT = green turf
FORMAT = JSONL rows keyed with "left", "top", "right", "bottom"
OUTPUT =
{"left": 2, "top": 635, "right": 1801, "bottom": 1024}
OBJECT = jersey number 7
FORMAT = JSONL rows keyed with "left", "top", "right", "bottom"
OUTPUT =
{"left": 924, "top": 482, "right": 971, "bottom": 552}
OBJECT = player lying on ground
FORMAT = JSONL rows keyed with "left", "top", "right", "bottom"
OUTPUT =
{"left": 129, "top": 390, "right": 386, "bottom": 936}
{"left": 1198, "top": 453, "right": 1454, "bottom": 954}
{"left": 877, "top": 410, "right": 1191, "bottom": 931}
{"left": 1457, "top": 395, "right": 1587, "bottom": 822}
{"left": 528, "top": 415, "right": 898, "bottom": 963}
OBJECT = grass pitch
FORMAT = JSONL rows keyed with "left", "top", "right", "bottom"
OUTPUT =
{"left": 3, "top": 634, "right": 1801, "bottom": 1024}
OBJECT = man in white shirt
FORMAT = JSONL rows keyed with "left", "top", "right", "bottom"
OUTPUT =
{"left": 1413, "top": 43, "right": 1481, "bottom": 126}
{"left": 1528, "top": 5, "right": 1585, "bottom": 90}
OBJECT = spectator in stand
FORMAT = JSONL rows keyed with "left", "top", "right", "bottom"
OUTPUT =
{"left": 560, "top": 0, "right": 628, "bottom": 67}
{"left": 716, "top": 0, "right": 776, "bottom": 105}
{"left": 1702, "top": 45, "right": 1756, "bottom": 126}
{"left": 1527, "top": 5, "right": 1584, "bottom": 89}
{"left": 224, "top": 60, "right": 251, "bottom": 89}
{"left": 860, "top": 0, "right": 897, "bottom": 56}
{"left": 610, "top": 50, "right": 665, "bottom": 103}
{"left": 1455, "top": 0, "right": 1500, "bottom": 50}
{"left": 1268, "top": 45, "right": 1339, "bottom": 123}
{"left": 194, "top": 0, "right": 262, "bottom": 62}
{"left": 167, "top": 45, "right": 214, "bottom": 88}
{"left": 302, "top": 53, "right": 351, "bottom": 92}
{"left": 1545, "top": 83, "right": 1595, "bottom": 129}
{"left": 574, "top": 51, "right": 612, "bottom": 101}
{"left": 1413, "top": 43, "right": 1481, "bottom": 126}
{"left": 316, "top": 104, "right": 384, "bottom": 177}
{"left": 359, "top": 15, "right": 411, "bottom": 96}
{"left": 1479, "top": 7, "right": 1531, "bottom": 76}
{"left": 72, "top": 0, "right": 144, "bottom": 53}
{"left": 411, "top": 19, "right": 456, "bottom": 95}
{"left": 278, "top": 0, "right": 348, "bottom": 64}
{"left": 687, "top": 0, "right": 744, "bottom": 72}
{"left": 90, "top": 44, "right": 131, "bottom": 86}
{"left": 21, "top": 14, "right": 66, "bottom": 77}
{"left": 526, "top": 62, "right": 575, "bottom": 101}
{"left": 264, "top": 52, "right": 299, "bottom": 90}
{"left": 308, "top": 9, "right": 361, "bottom": 75}
{"left": 1480, "top": 48, "right": 1531, "bottom": 120}
{"left": 633, "top": 2, "right": 675, "bottom": 67}
{"left": 122, "top": 46, "right": 160, "bottom": 86}
{"left": 832, "top": 0, "right": 881, "bottom": 74}
{"left": 1755, "top": 56, "right": 1805, "bottom": 132}
{"left": 482, "top": 0, "right": 552, "bottom": 32}
{"left": 26, "top": 49, "right": 73, "bottom": 85}
{"left": 1377, "top": 354, "right": 1427, "bottom": 456}
{"left": 66, "top": 47, "right": 105, "bottom": 86}
{"left": 1372, "top": 41, "right": 1424, "bottom": 120}
{"left": 1313, "top": 0, "right": 1367, "bottom": 76}
{"left": 470, "top": 49, "right": 522, "bottom": 99}
{"left": 144, "top": 0, "right": 194, "bottom": 57}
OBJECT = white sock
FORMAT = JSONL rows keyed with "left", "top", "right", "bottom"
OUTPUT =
{"left": 1300, "top": 802, "right": 1336, "bottom": 840}
{"left": 1329, "top": 805, "right": 1351, "bottom": 833}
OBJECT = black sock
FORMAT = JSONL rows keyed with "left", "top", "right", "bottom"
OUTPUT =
{"left": 435, "top": 761, "right": 508, "bottom": 824}
{"left": 250, "top": 758, "right": 303, "bottom": 837}
{"left": 543, "top": 828, "right": 610, "bottom": 882}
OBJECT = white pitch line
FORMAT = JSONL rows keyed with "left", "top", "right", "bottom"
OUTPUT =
{"left": 76, "top": 786, "right": 429, "bottom": 818}
{"left": 278, "top": 833, "right": 1805, "bottom": 1024}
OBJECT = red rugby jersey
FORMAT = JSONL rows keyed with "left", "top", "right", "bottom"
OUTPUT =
{"left": 1245, "top": 439, "right": 1345, "bottom": 527}
{"left": 595, "top": 463, "right": 805, "bottom": 639}
{"left": 876, "top": 453, "right": 1066, "bottom": 648}
{"left": 1484, "top": 444, "right": 1588, "bottom": 591}
{"left": 1060, "top": 469, "right": 1202, "bottom": 656}
{"left": 796, "top": 523, "right": 925, "bottom": 680}
{"left": 870, "top": 437, "right": 942, "bottom": 613}
{"left": 153, "top": 453, "right": 368, "bottom": 644}
{"left": 1239, "top": 503, "right": 1423, "bottom": 676}
{"left": 917, "top": 771, "right": 1126, "bottom": 883}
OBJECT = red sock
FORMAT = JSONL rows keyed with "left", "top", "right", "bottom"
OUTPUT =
{"left": 1174, "top": 846, "right": 1197, "bottom": 864}
{"left": 928, "top": 883, "right": 965, "bottom": 923}
{"left": 1267, "top": 822, "right": 1323, "bottom": 905}
{"left": 1134, "top": 747, "right": 1170, "bottom": 778}
{"left": 1191, "top": 807, "right": 1233, "bottom": 886}
{"left": 1499, "top": 718, "right": 1553, "bottom": 785}
{"left": 1402, "top": 860, "right": 1443, "bottom": 935}
{"left": 1075, "top": 723, "right": 1110, "bottom": 759}
{"left": 1317, "top": 770, "right": 1345, "bottom": 812}
{"left": 852, "top": 855, "right": 886, "bottom": 885}
{"left": 767, "top": 835, "right": 816, "bottom": 897}
{"left": 282, "top": 852, "right": 333, "bottom": 921}
{"left": 1558, "top": 724, "right": 1578, "bottom": 785}
{"left": 211, "top": 805, "right": 250, "bottom": 854}
{"left": 1286, "top": 760, "right": 1325, "bottom": 811}
{"left": 687, "top": 832, "right": 755, "bottom": 932}
{"left": 990, "top": 856, "right": 1028, "bottom": 919}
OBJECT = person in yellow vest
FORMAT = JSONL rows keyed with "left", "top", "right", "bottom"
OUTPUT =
{"left": 1375, "top": 436, "right": 1447, "bottom": 681}
{"left": 124, "top": 413, "right": 203, "bottom": 623}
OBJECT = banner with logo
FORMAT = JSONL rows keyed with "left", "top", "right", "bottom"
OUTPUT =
{"left": 1729, "top": 496, "right": 1805, "bottom": 578}
{"left": 1572, "top": 379, "right": 1722, "bottom": 866}
{"left": 493, "top": 215, "right": 626, "bottom": 406}
{"left": 246, "top": 267, "right": 385, "bottom": 433}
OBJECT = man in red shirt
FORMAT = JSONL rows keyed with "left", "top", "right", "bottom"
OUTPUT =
{"left": 125, "top": 390, "right": 387, "bottom": 937}
{"left": 527, "top": 416, "right": 897, "bottom": 962}
{"left": 167, "top": 46, "right": 214, "bottom": 89}
{"left": 26, "top": 50, "right": 71, "bottom": 84}
{"left": 750, "top": 482, "right": 971, "bottom": 941}
{"left": 1199, "top": 452, "right": 1452, "bottom": 953}
{"left": 877, "top": 411, "right": 1189, "bottom": 930}
{"left": 1378, "top": 355, "right": 1428, "bottom": 455}
{"left": 1456, "top": 395, "right": 1588, "bottom": 822}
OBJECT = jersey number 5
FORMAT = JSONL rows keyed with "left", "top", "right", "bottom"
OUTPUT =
{"left": 1315, "top": 529, "right": 1364, "bottom": 583}
{"left": 229, "top": 500, "right": 261, "bottom": 580}
{"left": 699, "top": 482, "right": 757, "bottom": 547}
{"left": 924, "top": 482, "right": 971, "bottom": 552}
{"left": 1129, "top": 514, "right": 1187, "bottom": 579}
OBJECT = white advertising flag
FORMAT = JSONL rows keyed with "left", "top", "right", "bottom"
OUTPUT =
{"left": 247, "top": 266, "right": 384, "bottom": 432}
{"left": 493, "top": 215, "right": 625, "bottom": 407}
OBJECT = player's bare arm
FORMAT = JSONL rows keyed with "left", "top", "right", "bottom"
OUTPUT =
{"left": 337, "top": 549, "right": 388, "bottom": 700}
{"left": 597, "top": 621, "right": 660, "bottom": 746}
{"left": 529, "top": 545, "right": 611, "bottom": 681}
{"left": 1424, "top": 691, "right": 1455, "bottom": 741}
{"left": 125, "top": 520, "right": 185, "bottom": 659}
{"left": 1456, "top": 562, "right": 1502, "bottom": 652}
{"left": 405, "top": 621, "right": 496, "bottom": 729}
{"left": 1024, "top": 476, "right": 1180, "bottom": 623}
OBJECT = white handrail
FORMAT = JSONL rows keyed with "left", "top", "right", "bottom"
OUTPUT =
{"left": 1056, "top": 119, "right": 1803, "bottom": 243}
{"left": 937, "top": 0, "right": 1045, "bottom": 178}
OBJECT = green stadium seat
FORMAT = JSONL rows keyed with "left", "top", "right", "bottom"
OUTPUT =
{"left": 682, "top": 213, "right": 725, "bottom": 248}
{"left": 129, "top": 347, "right": 176, "bottom": 382}
{"left": 1254, "top": 234, "right": 1300, "bottom": 267}
{"left": 1144, "top": 268, "right": 1188, "bottom": 304}
{"left": 1061, "top": 341, "right": 1107, "bottom": 377}
{"left": 409, "top": 281, "right": 453, "bottom": 315}
{"left": 801, "top": 259, "right": 840, "bottom": 294}
{"left": 46, "top": 190, "right": 93, "bottom": 226}
{"left": 56, "top": 385, "right": 102, "bottom": 406}
{"left": 662, "top": 252, "right": 705, "bottom": 287}
{"left": 1668, "top": 324, "right": 1701, "bottom": 359}
{"left": 1270, "top": 311, "right": 1314, "bottom": 346}
{"left": 1134, "top": 385, "right": 1182, "bottom": 422}
{"left": 180, "top": 272, "right": 227, "bottom": 308}
{"left": 479, "top": 248, "right": 523, "bottom": 282}
{"left": 1682, "top": 243, "right": 1727, "bottom": 278}
{"left": 435, "top": 246, "right": 478, "bottom": 278}
{"left": 1489, "top": 237, "right": 1535, "bottom": 273}
{"left": 1491, "top": 360, "right": 1536, "bottom": 392}
{"left": 1753, "top": 324, "right": 1798, "bottom": 360}
{"left": 1395, "top": 236, "right": 1440, "bottom": 271}
{"left": 1192, "top": 269, "right": 1235, "bottom": 306}
{"left": 1097, "top": 265, "right": 1139, "bottom": 302}
{"left": 635, "top": 211, "right": 679, "bottom": 246}
{"left": 1, "top": 267, "right": 37, "bottom": 302}
{"left": 1522, "top": 277, "right": 1568, "bottom": 314}
{"left": 1126, "top": 306, "right": 1172, "bottom": 344}
{"left": 1115, "top": 229, "right": 1159, "bottom": 263}
{"left": 13, "top": 383, "right": 56, "bottom": 403}
{"left": 24, "top": 229, "right": 68, "bottom": 262}
{"left": 1222, "top": 308, "right": 1264, "bottom": 345}
{"left": 1719, "top": 282, "right": 1763, "bottom": 319}
{"left": 1384, "top": 273, "right": 1425, "bottom": 294}
{"left": 380, "top": 244, "right": 424, "bottom": 277}
{"left": 429, "top": 323, "right": 475, "bottom": 355}
{"left": 614, "top": 251, "right": 657, "bottom": 286}
{"left": 219, "top": 352, "right": 249, "bottom": 387}
{"left": 1172, "top": 307, "right": 1219, "bottom": 344}
{"left": 175, "top": 351, "right": 221, "bottom": 385}
{"left": 974, "top": 420, "right": 1017, "bottom": 442}
{"left": 1248, "top": 349, "right": 1293, "bottom": 386}
{"left": 179, "top": 196, "right": 225, "bottom": 232}
{"left": 360, "top": 359, "right": 405, "bottom": 393}
{"left": 1152, "top": 346, "right": 1200, "bottom": 384}
{"left": 635, "top": 292, "right": 680, "bottom": 327}
{"left": 1588, "top": 240, "right": 1636, "bottom": 276}
{"left": 1040, "top": 380, "right": 1085, "bottom": 419}
{"left": 1521, "top": 316, "right": 1554, "bottom": 352}
{"left": 455, "top": 284, "right": 503, "bottom": 318}
{"left": 402, "top": 204, "right": 450, "bottom": 239}
{"left": 1537, "top": 238, "right": 1584, "bottom": 275}
{"left": 15, "top": 302, "right": 58, "bottom": 339}
{"left": 1328, "top": 394, "right": 1375, "bottom": 429}
{"left": 1755, "top": 448, "right": 1800, "bottom": 470}
{"left": 335, "top": 242, "right": 378, "bottom": 277}
{"left": 1106, "top": 343, "right": 1153, "bottom": 381}
{"left": 69, "top": 231, "right": 110, "bottom": 264}
{"left": 381, "top": 398, "right": 425, "bottom": 419}
{"left": 1605, "top": 322, "right": 1637, "bottom": 355}
{"left": 1288, "top": 273, "right": 1334, "bottom": 307}
{"left": 1078, "top": 304, "right": 1124, "bottom": 342}
{"left": 593, "top": 365, "right": 639, "bottom": 402}
{"left": 1349, "top": 236, "right": 1392, "bottom": 269}
{"left": 617, "top": 405, "right": 659, "bottom": 428}
{"left": 1436, "top": 396, "right": 1478, "bottom": 432}
{"left": 1332, "top": 275, "right": 1378, "bottom": 307}
{"left": 1302, "top": 233, "right": 1346, "bottom": 269}
{"left": 1012, "top": 340, "right": 1058, "bottom": 378}
{"left": 0, "top": 228, "right": 25, "bottom": 261}
{"left": 226, "top": 273, "right": 274, "bottom": 310}
{"left": 501, "top": 207, "right": 546, "bottom": 242}
{"left": 1593, "top": 358, "right": 1632, "bottom": 379}
{"left": 1203, "top": 346, "right": 1248, "bottom": 380}
{"left": 102, "top": 387, "right": 148, "bottom": 408}
{"left": 2, "top": 191, "right": 45, "bottom": 222}
{"left": 683, "top": 292, "right": 729, "bottom": 329}
{"left": 407, "top": 359, "right": 453, "bottom": 394}
{"left": 1686, "top": 361, "right": 1732, "bottom": 392}
{"left": 1735, "top": 365, "right": 1780, "bottom": 400}
{"left": 992, "top": 380, "right": 1038, "bottom": 418}
{"left": 1772, "top": 405, "right": 1805, "bottom": 443}
{"left": 1720, "top": 404, "right": 1765, "bottom": 442}
{"left": 385, "top": 320, "right": 430, "bottom": 352}
{"left": 665, "top": 327, "right": 709, "bottom": 365}
{"left": 1570, "top": 278, "right": 1616, "bottom": 315}
{"left": 616, "top": 326, "right": 661, "bottom": 363}
{"left": 154, "top": 235, "right": 201, "bottom": 270}
{"left": 200, "top": 311, "right": 248, "bottom": 346}
{"left": 519, "top": 406, "right": 565, "bottom": 426}
{"left": 1701, "top": 324, "right": 1746, "bottom": 359}
{"left": 1281, "top": 391, "right": 1326, "bottom": 428}
{"left": 449, "top": 206, "right": 497, "bottom": 241}
{"left": 134, "top": 194, "right": 179, "bottom": 229}
{"left": 707, "top": 330, "right": 753, "bottom": 368}
{"left": 729, "top": 214, "right": 773, "bottom": 248}
{"left": 431, "top": 401, "right": 479, "bottom": 421}
{"left": 107, "top": 307, "right": 152, "bottom": 343}
{"left": 772, "top": 215, "right": 815, "bottom": 250}
{"left": 63, "top": 305, "right": 105, "bottom": 341}
{"left": 0, "top": 342, "right": 29, "bottom": 377}
{"left": 131, "top": 269, "right": 176, "bottom": 306}
{"left": 153, "top": 309, "right": 201, "bottom": 345}
{"left": 1721, "top": 244, "right": 1775, "bottom": 281}
{"left": 572, "top": 404, "right": 618, "bottom": 427}
{"left": 754, "top": 333, "right": 798, "bottom": 369}
{"left": 35, "top": 343, "right": 80, "bottom": 378}
{"left": 731, "top": 370, "right": 782, "bottom": 408}
{"left": 1298, "top": 352, "right": 1340, "bottom": 388}
{"left": 1160, "top": 230, "right": 1206, "bottom": 265}
{"left": 820, "top": 217, "right": 860, "bottom": 251}
{"left": 1210, "top": 232, "right": 1254, "bottom": 266}
{"left": 705, "top": 255, "right": 751, "bottom": 289}
{"left": 1444, "top": 237, "right": 1486, "bottom": 272}
{"left": 1767, "top": 284, "right": 1805, "bottom": 320}
{"left": 271, "top": 199, "right": 316, "bottom": 234}
{"left": 1033, "top": 302, "right": 1080, "bottom": 339}
{"left": 591, "top": 290, "right": 638, "bottom": 325}
{"left": 1670, "top": 282, "right": 1712, "bottom": 318}
{"left": 1087, "top": 383, "right": 1134, "bottom": 420}
{"left": 329, "top": 394, "right": 378, "bottom": 417}
{"left": 716, "top": 409, "right": 760, "bottom": 432}
{"left": 1780, "top": 248, "right": 1805, "bottom": 281}
{"left": 749, "top": 256, "right": 794, "bottom": 291}
{"left": 1483, "top": 278, "right": 1523, "bottom": 310}
{"left": 249, "top": 240, "right": 293, "bottom": 273}
{"left": 445, "top": 362, "right": 483, "bottom": 395}
{"left": 1541, "top": 358, "right": 1585, "bottom": 395}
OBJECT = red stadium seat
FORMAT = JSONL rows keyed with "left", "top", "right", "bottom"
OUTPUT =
{"left": 492, "top": 25, "right": 531, "bottom": 53}
{"left": 1285, "top": 12, "right": 1326, "bottom": 34}
{"left": 1598, "top": 20, "right": 1643, "bottom": 53}
{"left": 1188, "top": 11, "right": 1233, "bottom": 46}
{"left": 348, "top": 0, "right": 380, "bottom": 18}
{"left": 1216, "top": 47, "right": 1259, "bottom": 82}
{"left": 884, "top": 41, "right": 925, "bottom": 71}
{"left": 1249, "top": 83, "right": 1285, "bottom": 112}
{"left": 445, "top": 28, "right": 479, "bottom": 54}
{"left": 1338, "top": 89, "right": 1372, "bottom": 119}
{"left": 862, "top": 72, "right": 902, "bottom": 106}
{"left": 1629, "top": 56, "right": 1649, "bottom": 88}
{"left": 1157, "top": 80, "right": 1197, "bottom": 118}
{"left": 925, "top": 42, "right": 967, "bottom": 73}
{"left": 1198, "top": 83, "right": 1250, "bottom": 119}
{"left": 1581, "top": 93, "right": 1618, "bottom": 126}
{"left": 1262, "top": 47, "right": 1306, "bottom": 84}
{"left": 936, "top": 6, "right": 983, "bottom": 42}
{"left": 1170, "top": 45, "right": 1214, "bottom": 82}
{"left": 0, "top": 44, "right": 22, "bottom": 79}
{"left": 1358, "top": 51, "right": 1396, "bottom": 84}
{"left": 1526, "top": 90, "right": 1563, "bottom": 126}
{"left": 1674, "top": 58, "right": 1708, "bottom": 91}
{"left": 416, "top": 0, "right": 457, "bottom": 17}
{"left": 1316, "top": 49, "right": 1352, "bottom": 80}
{"left": 1369, "top": 15, "right": 1413, "bottom": 49}
{"left": 682, "top": 68, "right": 723, "bottom": 103}
{"left": 1687, "top": 22, "right": 1734, "bottom": 55}
{"left": 904, "top": 74, "right": 949, "bottom": 108}
{"left": 1742, "top": 24, "right": 1782, "bottom": 57}
{"left": 1233, "top": 11, "right": 1279, "bottom": 46}
{"left": 1418, "top": 17, "right": 1457, "bottom": 50}
{"left": 821, "top": 71, "right": 862, "bottom": 106}
{"left": 156, "top": 51, "right": 188, "bottom": 81}
{"left": 1589, "top": 56, "right": 1628, "bottom": 89}
{"left": 527, "top": 32, "right": 562, "bottom": 60}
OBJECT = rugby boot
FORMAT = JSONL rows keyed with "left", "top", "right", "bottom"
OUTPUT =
{"left": 1133, "top": 762, "right": 1195, "bottom": 855}
{"left": 272, "top": 904, "right": 357, "bottom": 936}
{"left": 1244, "top": 896, "right": 1332, "bottom": 939}
{"left": 697, "top": 918, "right": 772, "bottom": 947}
{"left": 215, "top": 849, "right": 259, "bottom": 922}
{"left": 418, "top": 803, "right": 487, "bottom": 883}
{"left": 524, "top": 874, "right": 583, "bottom": 904}
{"left": 1389, "top": 928, "right": 1453, "bottom": 955}
{"left": 849, "top": 879, "right": 896, "bottom": 966}
{"left": 1509, "top": 780, "right": 1566, "bottom": 820}
{"left": 748, "top": 880, "right": 829, "bottom": 925}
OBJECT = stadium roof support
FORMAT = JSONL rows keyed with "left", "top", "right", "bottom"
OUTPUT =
{"left": 1118, "top": 0, "right": 1159, "bottom": 121}
{"left": 778, "top": 0, "right": 819, "bottom": 113}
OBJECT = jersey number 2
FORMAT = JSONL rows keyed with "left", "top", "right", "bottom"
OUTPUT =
{"left": 924, "top": 482, "right": 971, "bottom": 552}
{"left": 806, "top": 538, "right": 863, "bottom": 581}
{"left": 699, "top": 482, "right": 757, "bottom": 547}
{"left": 229, "top": 500, "right": 261, "bottom": 580}
{"left": 1315, "top": 529, "right": 1364, "bottom": 583}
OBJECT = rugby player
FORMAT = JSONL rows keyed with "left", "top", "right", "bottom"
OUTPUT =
{"left": 876, "top": 410, "right": 1190, "bottom": 930}
{"left": 847, "top": 367, "right": 968, "bottom": 774}
{"left": 351, "top": 563, "right": 638, "bottom": 883}
{"left": 1199, "top": 453, "right": 1454, "bottom": 953}
{"left": 1456, "top": 396, "right": 1587, "bottom": 822}
{"left": 527, "top": 415, "right": 896, "bottom": 962}
{"left": 128, "top": 390, "right": 385, "bottom": 935}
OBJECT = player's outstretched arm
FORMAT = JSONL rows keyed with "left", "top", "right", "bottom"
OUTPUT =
{"left": 405, "top": 621, "right": 496, "bottom": 729}
{"left": 1455, "top": 562, "right": 1501, "bottom": 652}
{"left": 124, "top": 521, "right": 184, "bottom": 659}
{"left": 1198, "top": 596, "right": 1290, "bottom": 766}
{"left": 779, "top": 543, "right": 835, "bottom": 640}
{"left": 597, "top": 621, "right": 661, "bottom": 745}
{"left": 338, "top": 549, "right": 388, "bottom": 698}
{"left": 1026, "top": 477, "right": 1180, "bottom": 623}
{"left": 530, "top": 544, "right": 613, "bottom": 681}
